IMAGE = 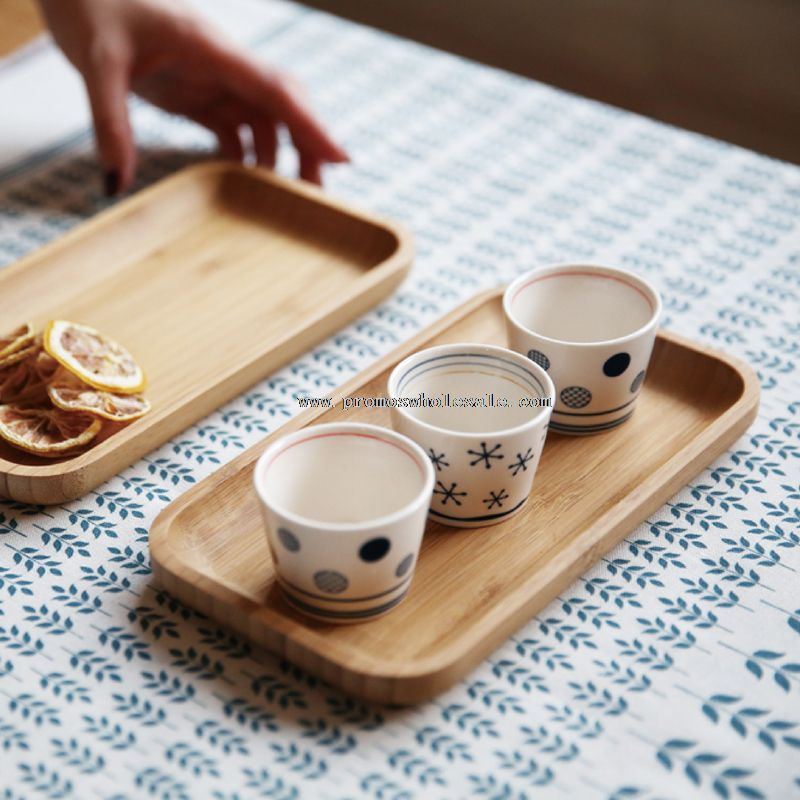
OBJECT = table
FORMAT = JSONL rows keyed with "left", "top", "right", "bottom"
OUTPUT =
{"left": 1, "top": 2, "right": 799, "bottom": 797}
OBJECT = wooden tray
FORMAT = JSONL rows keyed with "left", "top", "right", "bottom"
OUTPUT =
{"left": 0, "top": 162, "right": 412, "bottom": 504}
{"left": 149, "top": 288, "right": 759, "bottom": 704}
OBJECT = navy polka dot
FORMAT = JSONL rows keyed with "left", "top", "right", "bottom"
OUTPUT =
{"left": 603, "top": 352, "right": 631, "bottom": 377}
{"left": 395, "top": 554, "right": 414, "bottom": 577}
{"left": 359, "top": 537, "right": 391, "bottom": 562}
{"left": 630, "top": 370, "right": 646, "bottom": 393}
{"left": 277, "top": 527, "right": 300, "bottom": 552}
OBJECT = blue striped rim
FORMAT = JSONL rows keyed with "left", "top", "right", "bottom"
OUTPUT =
{"left": 278, "top": 573, "right": 413, "bottom": 604}
{"left": 282, "top": 588, "right": 409, "bottom": 620}
{"left": 429, "top": 496, "right": 527, "bottom": 523}
{"left": 549, "top": 410, "right": 634, "bottom": 433}
{"left": 397, "top": 353, "right": 546, "bottom": 399}
{"left": 552, "top": 396, "right": 638, "bottom": 417}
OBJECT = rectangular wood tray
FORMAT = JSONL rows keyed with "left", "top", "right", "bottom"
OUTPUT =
{"left": 0, "top": 162, "right": 412, "bottom": 504}
{"left": 149, "top": 288, "right": 759, "bottom": 704}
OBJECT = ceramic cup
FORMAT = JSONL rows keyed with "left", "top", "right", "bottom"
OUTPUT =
{"left": 504, "top": 263, "right": 662, "bottom": 435}
{"left": 387, "top": 343, "right": 554, "bottom": 528}
{"left": 253, "top": 422, "right": 434, "bottom": 623}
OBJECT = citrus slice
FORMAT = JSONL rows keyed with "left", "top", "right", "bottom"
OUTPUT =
{"left": 1, "top": 349, "right": 46, "bottom": 404}
{"left": 0, "top": 350, "right": 59, "bottom": 405}
{"left": 0, "top": 403, "right": 102, "bottom": 457}
{"left": 48, "top": 371, "right": 151, "bottom": 422}
{"left": 0, "top": 343, "right": 39, "bottom": 370}
{"left": 33, "top": 351, "right": 60, "bottom": 382}
{"left": 43, "top": 320, "right": 145, "bottom": 395}
{"left": 0, "top": 323, "right": 34, "bottom": 360}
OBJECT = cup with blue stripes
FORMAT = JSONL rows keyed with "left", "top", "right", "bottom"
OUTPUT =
{"left": 503, "top": 263, "right": 662, "bottom": 435}
{"left": 387, "top": 343, "right": 555, "bottom": 528}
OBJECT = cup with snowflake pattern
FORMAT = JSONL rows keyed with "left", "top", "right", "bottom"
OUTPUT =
{"left": 387, "top": 343, "right": 554, "bottom": 528}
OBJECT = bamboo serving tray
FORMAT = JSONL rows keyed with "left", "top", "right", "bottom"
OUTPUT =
{"left": 0, "top": 162, "right": 412, "bottom": 504}
{"left": 150, "top": 288, "right": 759, "bottom": 704}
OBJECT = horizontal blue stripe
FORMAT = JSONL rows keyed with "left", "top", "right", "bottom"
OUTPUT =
{"left": 549, "top": 410, "right": 634, "bottom": 433}
{"left": 552, "top": 396, "right": 638, "bottom": 417}
{"left": 279, "top": 573, "right": 412, "bottom": 604}
{"left": 397, "top": 354, "right": 545, "bottom": 399}
{"left": 429, "top": 496, "right": 527, "bottom": 523}
{"left": 282, "top": 588, "right": 409, "bottom": 619}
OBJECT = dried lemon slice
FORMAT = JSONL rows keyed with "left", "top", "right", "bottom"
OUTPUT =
{"left": 0, "top": 349, "right": 58, "bottom": 405}
{"left": 48, "top": 371, "right": 151, "bottom": 422}
{"left": 44, "top": 320, "right": 145, "bottom": 395}
{"left": 0, "top": 403, "right": 102, "bottom": 457}
{"left": 0, "top": 323, "right": 35, "bottom": 360}
{"left": 0, "top": 342, "right": 39, "bottom": 370}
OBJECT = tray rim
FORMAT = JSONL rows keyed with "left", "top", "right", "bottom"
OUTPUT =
{"left": 149, "top": 288, "right": 761, "bottom": 701}
{"left": 0, "top": 161, "right": 414, "bottom": 504}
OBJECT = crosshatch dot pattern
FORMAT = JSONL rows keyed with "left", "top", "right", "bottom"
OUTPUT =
{"left": 527, "top": 349, "right": 551, "bottom": 371}
{"left": 560, "top": 385, "right": 593, "bottom": 408}
{"left": 313, "top": 569, "right": 349, "bottom": 594}
{"left": 0, "top": 1, "right": 799, "bottom": 797}
{"left": 631, "top": 369, "right": 647, "bottom": 393}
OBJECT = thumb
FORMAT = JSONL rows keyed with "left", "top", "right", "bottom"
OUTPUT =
{"left": 84, "top": 61, "right": 136, "bottom": 195}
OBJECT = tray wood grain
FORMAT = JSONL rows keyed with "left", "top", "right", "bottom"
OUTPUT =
{"left": 150, "top": 289, "right": 759, "bottom": 704}
{"left": 0, "top": 162, "right": 412, "bottom": 503}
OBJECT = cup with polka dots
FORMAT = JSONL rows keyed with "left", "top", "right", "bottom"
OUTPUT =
{"left": 503, "top": 263, "right": 662, "bottom": 434}
{"left": 253, "top": 422, "right": 434, "bottom": 623}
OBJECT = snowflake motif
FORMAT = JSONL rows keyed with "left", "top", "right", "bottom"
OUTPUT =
{"left": 433, "top": 481, "right": 467, "bottom": 506}
{"left": 483, "top": 489, "right": 509, "bottom": 509}
{"left": 428, "top": 448, "right": 450, "bottom": 472}
{"left": 467, "top": 441, "right": 505, "bottom": 469}
{"left": 508, "top": 448, "right": 534, "bottom": 476}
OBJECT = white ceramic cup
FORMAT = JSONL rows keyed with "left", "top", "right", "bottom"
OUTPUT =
{"left": 504, "top": 264, "right": 661, "bottom": 435}
{"left": 387, "top": 343, "right": 554, "bottom": 528}
{"left": 253, "top": 422, "right": 434, "bottom": 623}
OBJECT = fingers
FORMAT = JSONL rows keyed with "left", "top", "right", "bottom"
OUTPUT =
{"left": 298, "top": 153, "right": 323, "bottom": 186}
{"left": 214, "top": 124, "right": 245, "bottom": 162}
{"left": 83, "top": 54, "right": 136, "bottom": 195}
{"left": 240, "top": 68, "right": 348, "bottom": 184}
{"left": 251, "top": 119, "right": 277, "bottom": 169}
{"left": 268, "top": 75, "right": 350, "bottom": 166}
{"left": 207, "top": 42, "right": 349, "bottom": 165}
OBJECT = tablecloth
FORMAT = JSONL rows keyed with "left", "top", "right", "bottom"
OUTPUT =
{"left": 1, "top": 2, "right": 799, "bottom": 798}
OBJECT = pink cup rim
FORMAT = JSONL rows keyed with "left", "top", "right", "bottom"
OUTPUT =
{"left": 503, "top": 263, "right": 662, "bottom": 348}
{"left": 253, "top": 422, "right": 434, "bottom": 532}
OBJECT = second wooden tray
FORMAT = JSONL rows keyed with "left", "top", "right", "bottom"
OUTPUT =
{"left": 0, "top": 162, "right": 412, "bottom": 504}
{"left": 150, "top": 289, "right": 759, "bottom": 704}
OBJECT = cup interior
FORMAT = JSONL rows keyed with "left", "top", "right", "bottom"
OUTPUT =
{"left": 508, "top": 268, "right": 658, "bottom": 343}
{"left": 391, "top": 347, "right": 551, "bottom": 434}
{"left": 257, "top": 429, "right": 427, "bottom": 525}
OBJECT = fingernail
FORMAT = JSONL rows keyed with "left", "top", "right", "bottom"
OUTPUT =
{"left": 104, "top": 170, "right": 120, "bottom": 197}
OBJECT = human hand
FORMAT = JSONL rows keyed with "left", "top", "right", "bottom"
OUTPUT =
{"left": 37, "top": 0, "right": 349, "bottom": 194}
